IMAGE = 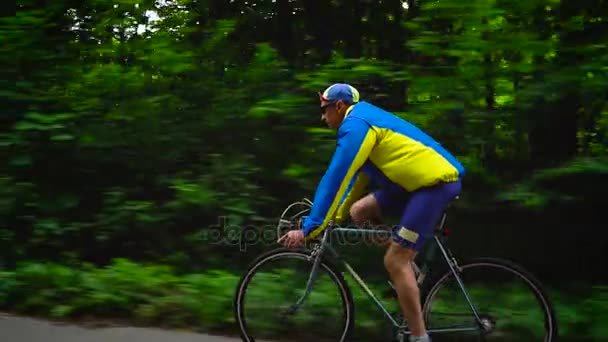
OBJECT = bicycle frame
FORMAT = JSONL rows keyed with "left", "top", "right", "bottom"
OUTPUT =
{"left": 293, "top": 212, "right": 486, "bottom": 336}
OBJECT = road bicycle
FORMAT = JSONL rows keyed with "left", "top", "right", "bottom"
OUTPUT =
{"left": 233, "top": 197, "right": 558, "bottom": 341}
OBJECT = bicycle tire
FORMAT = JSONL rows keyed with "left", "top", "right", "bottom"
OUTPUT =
{"left": 234, "top": 247, "right": 355, "bottom": 342}
{"left": 422, "top": 257, "right": 558, "bottom": 341}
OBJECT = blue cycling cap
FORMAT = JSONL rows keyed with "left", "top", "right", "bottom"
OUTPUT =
{"left": 319, "top": 83, "right": 360, "bottom": 106}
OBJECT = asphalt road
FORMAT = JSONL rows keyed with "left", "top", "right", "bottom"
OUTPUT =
{"left": 0, "top": 313, "right": 249, "bottom": 342}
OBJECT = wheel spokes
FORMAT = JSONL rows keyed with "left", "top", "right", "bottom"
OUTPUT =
{"left": 237, "top": 252, "right": 352, "bottom": 342}
{"left": 424, "top": 261, "right": 555, "bottom": 341}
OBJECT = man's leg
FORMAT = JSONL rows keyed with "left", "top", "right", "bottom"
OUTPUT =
{"left": 349, "top": 193, "right": 383, "bottom": 226}
{"left": 384, "top": 242, "right": 426, "bottom": 338}
{"left": 384, "top": 180, "right": 462, "bottom": 341}
{"left": 349, "top": 190, "right": 406, "bottom": 246}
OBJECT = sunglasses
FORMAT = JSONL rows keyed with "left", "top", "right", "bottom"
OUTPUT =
{"left": 321, "top": 102, "right": 336, "bottom": 114}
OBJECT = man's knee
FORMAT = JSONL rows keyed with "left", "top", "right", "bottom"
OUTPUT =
{"left": 350, "top": 194, "right": 380, "bottom": 225}
{"left": 349, "top": 200, "right": 365, "bottom": 223}
{"left": 384, "top": 242, "right": 416, "bottom": 274}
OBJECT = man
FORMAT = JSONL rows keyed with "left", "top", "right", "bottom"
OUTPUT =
{"left": 278, "top": 83, "right": 464, "bottom": 342}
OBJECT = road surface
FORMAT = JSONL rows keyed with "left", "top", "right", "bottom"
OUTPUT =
{"left": 0, "top": 313, "right": 249, "bottom": 342}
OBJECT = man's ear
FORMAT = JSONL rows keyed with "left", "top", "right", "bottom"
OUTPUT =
{"left": 337, "top": 100, "right": 346, "bottom": 113}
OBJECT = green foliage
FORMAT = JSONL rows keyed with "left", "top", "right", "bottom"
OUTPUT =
{"left": 1, "top": 260, "right": 606, "bottom": 340}
{"left": 500, "top": 157, "right": 608, "bottom": 208}
{"left": 3, "top": 0, "right": 607, "bottom": 336}
{"left": 296, "top": 54, "right": 409, "bottom": 90}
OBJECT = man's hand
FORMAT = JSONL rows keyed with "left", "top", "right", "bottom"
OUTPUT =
{"left": 277, "top": 229, "right": 305, "bottom": 249}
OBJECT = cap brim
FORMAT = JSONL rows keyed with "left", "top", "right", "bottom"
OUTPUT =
{"left": 319, "top": 91, "right": 330, "bottom": 106}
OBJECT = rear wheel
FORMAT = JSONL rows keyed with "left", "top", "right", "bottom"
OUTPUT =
{"left": 422, "top": 258, "right": 558, "bottom": 341}
{"left": 234, "top": 247, "right": 355, "bottom": 341}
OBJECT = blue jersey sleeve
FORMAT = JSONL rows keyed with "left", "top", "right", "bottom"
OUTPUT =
{"left": 302, "top": 117, "right": 377, "bottom": 239}
{"left": 334, "top": 170, "right": 368, "bottom": 224}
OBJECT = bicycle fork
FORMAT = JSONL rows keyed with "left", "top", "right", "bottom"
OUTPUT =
{"left": 283, "top": 238, "right": 327, "bottom": 317}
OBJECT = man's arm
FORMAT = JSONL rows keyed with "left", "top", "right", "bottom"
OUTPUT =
{"left": 334, "top": 171, "right": 369, "bottom": 224}
{"left": 302, "top": 118, "right": 376, "bottom": 239}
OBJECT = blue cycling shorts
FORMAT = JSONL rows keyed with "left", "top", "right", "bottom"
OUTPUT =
{"left": 373, "top": 179, "right": 461, "bottom": 251}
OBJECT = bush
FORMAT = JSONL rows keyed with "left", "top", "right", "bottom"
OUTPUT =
{"left": 0, "top": 259, "right": 239, "bottom": 331}
{"left": 0, "top": 259, "right": 605, "bottom": 340}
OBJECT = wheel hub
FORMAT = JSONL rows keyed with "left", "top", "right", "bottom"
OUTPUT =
{"left": 479, "top": 314, "right": 496, "bottom": 334}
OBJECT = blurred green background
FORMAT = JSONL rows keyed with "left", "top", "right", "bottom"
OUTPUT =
{"left": 2, "top": 0, "right": 607, "bottom": 340}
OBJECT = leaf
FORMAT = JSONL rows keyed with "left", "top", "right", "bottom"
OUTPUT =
{"left": 306, "top": 127, "right": 333, "bottom": 135}
{"left": 14, "top": 121, "right": 44, "bottom": 131}
{"left": 171, "top": 179, "right": 216, "bottom": 206}
{"left": 282, "top": 164, "right": 312, "bottom": 178}
{"left": 10, "top": 155, "right": 32, "bottom": 167}
{"left": 51, "top": 134, "right": 74, "bottom": 141}
{"left": 50, "top": 304, "right": 73, "bottom": 318}
{"left": 247, "top": 95, "right": 308, "bottom": 119}
{"left": 79, "top": 133, "right": 96, "bottom": 145}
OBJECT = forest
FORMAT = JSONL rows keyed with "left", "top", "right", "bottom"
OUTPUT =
{"left": 2, "top": 0, "right": 607, "bottom": 340}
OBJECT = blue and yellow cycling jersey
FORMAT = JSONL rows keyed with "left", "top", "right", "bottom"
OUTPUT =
{"left": 302, "top": 101, "right": 465, "bottom": 239}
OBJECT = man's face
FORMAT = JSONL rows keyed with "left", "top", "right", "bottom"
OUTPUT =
{"left": 321, "top": 100, "right": 346, "bottom": 129}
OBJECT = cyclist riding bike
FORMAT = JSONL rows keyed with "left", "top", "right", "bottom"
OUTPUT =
{"left": 278, "top": 83, "right": 464, "bottom": 342}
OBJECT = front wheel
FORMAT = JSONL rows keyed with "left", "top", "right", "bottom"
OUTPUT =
{"left": 422, "top": 258, "right": 558, "bottom": 341}
{"left": 234, "top": 247, "right": 355, "bottom": 342}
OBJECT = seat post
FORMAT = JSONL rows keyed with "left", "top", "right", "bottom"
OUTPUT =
{"left": 436, "top": 194, "right": 459, "bottom": 236}
{"left": 436, "top": 211, "right": 448, "bottom": 232}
